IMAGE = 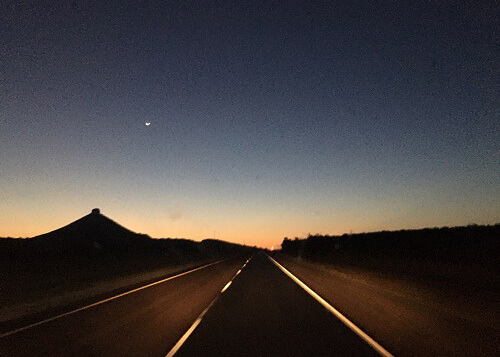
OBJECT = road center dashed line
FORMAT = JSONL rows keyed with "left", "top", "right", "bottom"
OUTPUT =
{"left": 165, "top": 255, "right": 253, "bottom": 357}
{"left": 268, "top": 255, "right": 394, "bottom": 357}
{"left": 221, "top": 281, "right": 232, "bottom": 293}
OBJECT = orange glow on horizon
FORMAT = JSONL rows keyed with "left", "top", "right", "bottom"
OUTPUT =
{"left": 1, "top": 203, "right": 499, "bottom": 250}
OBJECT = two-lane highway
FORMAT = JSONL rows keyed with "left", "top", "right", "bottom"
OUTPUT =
{"left": 172, "top": 252, "right": 384, "bottom": 356}
{"left": 1, "top": 252, "right": 389, "bottom": 356}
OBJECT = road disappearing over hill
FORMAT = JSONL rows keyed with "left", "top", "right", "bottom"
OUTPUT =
{"left": 1, "top": 251, "right": 496, "bottom": 356}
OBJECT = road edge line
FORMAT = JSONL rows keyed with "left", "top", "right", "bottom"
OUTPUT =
{"left": 0, "top": 258, "right": 230, "bottom": 339}
{"left": 268, "top": 255, "right": 394, "bottom": 357}
{"left": 165, "top": 255, "right": 253, "bottom": 357}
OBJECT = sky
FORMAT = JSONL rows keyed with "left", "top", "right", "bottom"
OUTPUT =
{"left": 1, "top": 0, "right": 498, "bottom": 248}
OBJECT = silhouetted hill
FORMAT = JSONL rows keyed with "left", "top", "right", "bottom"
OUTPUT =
{"left": 0, "top": 210, "right": 256, "bottom": 326}
{"left": 29, "top": 208, "right": 152, "bottom": 255}
{"left": 0, "top": 209, "right": 252, "bottom": 263}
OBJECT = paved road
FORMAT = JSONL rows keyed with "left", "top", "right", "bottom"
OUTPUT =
{"left": 0, "top": 252, "right": 387, "bottom": 356}
{"left": 0, "top": 257, "right": 247, "bottom": 357}
{"left": 174, "top": 252, "right": 380, "bottom": 356}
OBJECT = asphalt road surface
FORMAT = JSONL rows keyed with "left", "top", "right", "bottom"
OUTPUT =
{"left": 0, "top": 252, "right": 388, "bottom": 356}
{"left": 173, "top": 252, "right": 380, "bottom": 357}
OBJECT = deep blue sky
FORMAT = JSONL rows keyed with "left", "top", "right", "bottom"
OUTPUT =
{"left": 1, "top": 0, "right": 498, "bottom": 247}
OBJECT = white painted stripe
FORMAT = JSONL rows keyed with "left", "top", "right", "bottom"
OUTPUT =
{"left": 166, "top": 256, "right": 252, "bottom": 357}
{"left": 165, "top": 302, "right": 213, "bottom": 357}
{"left": 0, "top": 258, "right": 229, "bottom": 339}
{"left": 221, "top": 281, "right": 232, "bottom": 293}
{"left": 268, "top": 255, "right": 394, "bottom": 357}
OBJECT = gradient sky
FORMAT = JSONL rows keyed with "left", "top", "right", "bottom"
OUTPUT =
{"left": 1, "top": 1, "right": 498, "bottom": 248}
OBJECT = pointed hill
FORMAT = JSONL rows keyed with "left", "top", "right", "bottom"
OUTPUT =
{"left": 30, "top": 208, "right": 152, "bottom": 255}
{"left": 0, "top": 209, "right": 254, "bottom": 263}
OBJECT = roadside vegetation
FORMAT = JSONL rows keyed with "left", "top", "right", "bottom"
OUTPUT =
{"left": 280, "top": 224, "right": 499, "bottom": 286}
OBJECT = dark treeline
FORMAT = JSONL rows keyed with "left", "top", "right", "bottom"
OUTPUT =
{"left": 281, "top": 224, "right": 499, "bottom": 266}
{"left": 0, "top": 236, "right": 250, "bottom": 266}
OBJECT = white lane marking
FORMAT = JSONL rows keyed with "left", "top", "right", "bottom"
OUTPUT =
{"left": 165, "top": 304, "right": 210, "bottom": 357}
{"left": 268, "top": 255, "right": 394, "bottom": 357}
{"left": 0, "top": 258, "right": 229, "bottom": 339}
{"left": 221, "top": 281, "right": 232, "bottom": 293}
{"left": 166, "top": 256, "right": 253, "bottom": 357}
